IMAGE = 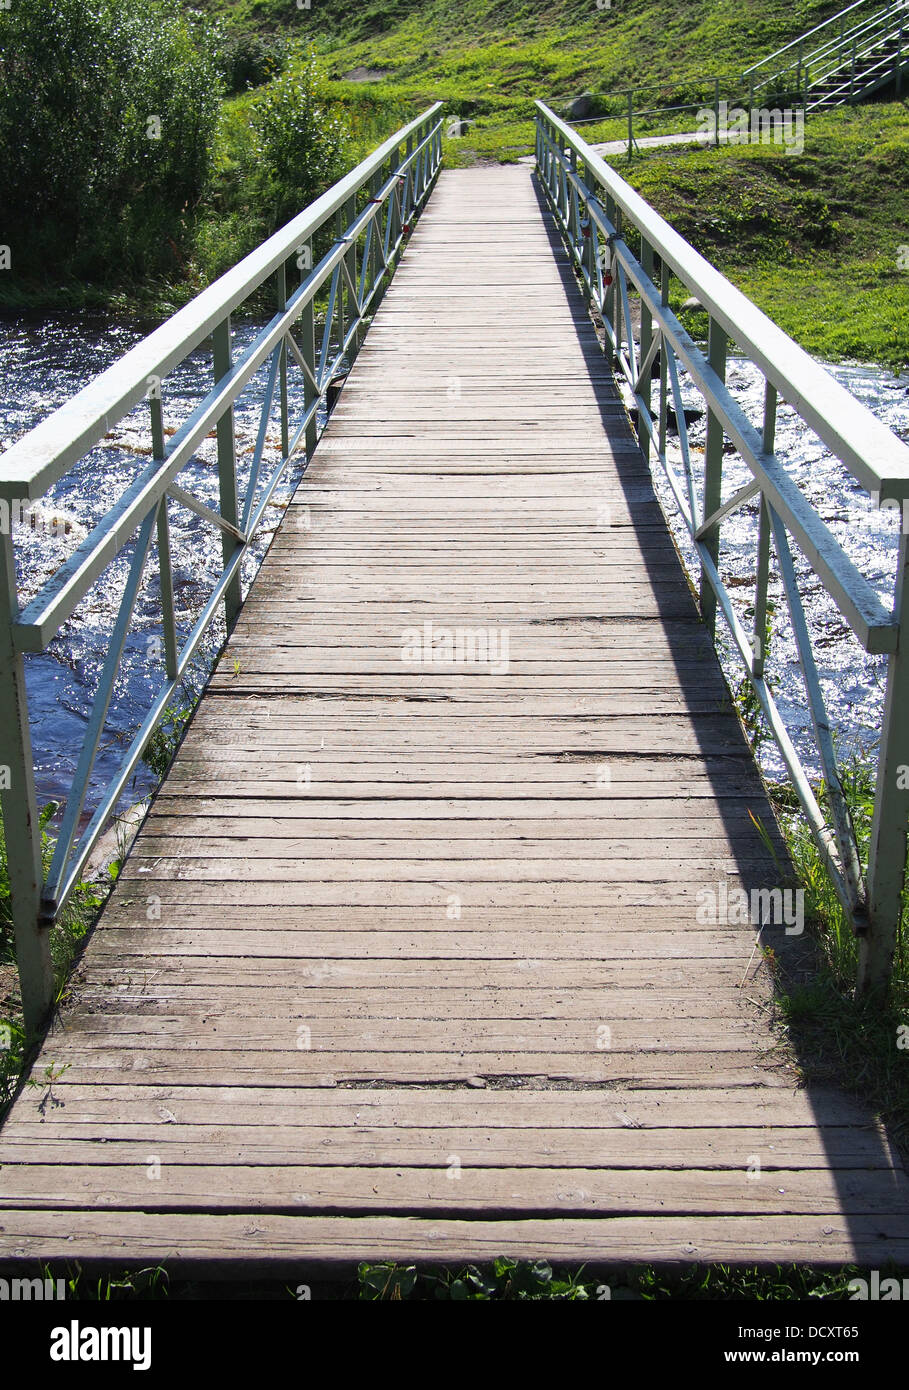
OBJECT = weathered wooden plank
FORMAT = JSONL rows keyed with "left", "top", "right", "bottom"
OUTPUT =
{"left": 2, "top": 1085, "right": 854, "bottom": 1125}
{"left": 0, "top": 1212, "right": 905, "bottom": 1270}
{"left": 12, "top": 1053, "right": 795, "bottom": 1086}
{"left": 0, "top": 1127, "right": 889, "bottom": 1167}
{"left": 2, "top": 1166, "right": 901, "bottom": 1219}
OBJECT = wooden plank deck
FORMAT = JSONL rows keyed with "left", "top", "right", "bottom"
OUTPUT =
{"left": 1, "top": 166, "right": 908, "bottom": 1274}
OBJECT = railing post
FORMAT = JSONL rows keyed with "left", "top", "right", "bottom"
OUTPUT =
{"left": 368, "top": 171, "right": 381, "bottom": 302}
{"left": 345, "top": 192, "right": 360, "bottom": 361}
{"left": 390, "top": 158, "right": 402, "bottom": 250}
{"left": 568, "top": 146, "right": 579, "bottom": 247}
{"left": 150, "top": 394, "right": 179, "bottom": 683}
{"left": 753, "top": 382, "right": 777, "bottom": 677}
{"left": 212, "top": 316, "right": 243, "bottom": 631}
{"left": 700, "top": 316, "right": 727, "bottom": 634}
{"left": 659, "top": 260, "right": 669, "bottom": 458}
{"left": 335, "top": 207, "right": 346, "bottom": 352}
{"left": 638, "top": 239, "right": 654, "bottom": 459}
{"left": 583, "top": 170, "right": 596, "bottom": 304}
{"left": 0, "top": 526, "right": 54, "bottom": 1037}
{"left": 897, "top": 23, "right": 904, "bottom": 99}
{"left": 860, "top": 531, "right": 909, "bottom": 994}
{"left": 627, "top": 90, "right": 633, "bottom": 158}
{"left": 300, "top": 236, "right": 318, "bottom": 458}
{"left": 276, "top": 261, "right": 290, "bottom": 460}
{"left": 612, "top": 207, "right": 624, "bottom": 369}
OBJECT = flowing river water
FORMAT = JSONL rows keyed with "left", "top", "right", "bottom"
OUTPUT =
{"left": 1, "top": 313, "right": 907, "bottom": 820}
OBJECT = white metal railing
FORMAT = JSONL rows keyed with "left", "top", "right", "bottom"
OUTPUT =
{"left": 0, "top": 104, "right": 443, "bottom": 1034}
{"left": 745, "top": 0, "right": 908, "bottom": 107}
{"left": 744, "top": 0, "right": 884, "bottom": 78}
{"left": 535, "top": 100, "right": 909, "bottom": 993}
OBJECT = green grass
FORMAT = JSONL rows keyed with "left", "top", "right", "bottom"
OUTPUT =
{"left": 197, "top": 0, "right": 853, "bottom": 103}
{"left": 717, "top": 665, "right": 909, "bottom": 1157}
{"left": 617, "top": 104, "right": 909, "bottom": 368}
{"left": 32, "top": 1257, "right": 878, "bottom": 1299}
{"left": 761, "top": 755, "right": 909, "bottom": 1152}
{"left": 0, "top": 802, "right": 111, "bottom": 1122}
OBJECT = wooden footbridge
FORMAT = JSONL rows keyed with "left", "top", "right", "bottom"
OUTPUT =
{"left": 1, "top": 105, "right": 909, "bottom": 1274}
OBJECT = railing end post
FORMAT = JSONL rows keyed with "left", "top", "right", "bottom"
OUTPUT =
{"left": 860, "top": 531, "right": 909, "bottom": 998}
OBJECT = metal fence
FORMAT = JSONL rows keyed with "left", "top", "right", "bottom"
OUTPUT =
{"left": 0, "top": 103, "right": 444, "bottom": 1034}
{"left": 745, "top": 0, "right": 908, "bottom": 109}
{"left": 536, "top": 99, "right": 909, "bottom": 993}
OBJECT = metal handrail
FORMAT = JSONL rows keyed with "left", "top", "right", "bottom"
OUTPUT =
{"left": 535, "top": 100, "right": 909, "bottom": 994}
{"left": 743, "top": 0, "right": 888, "bottom": 75}
{"left": 753, "top": 0, "right": 908, "bottom": 101}
{"left": 805, "top": 7, "right": 908, "bottom": 102}
{"left": 0, "top": 103, "right": 444, "bottom": 1034}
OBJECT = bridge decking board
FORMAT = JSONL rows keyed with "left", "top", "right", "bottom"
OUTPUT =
{"left": 1, "top": 165, "right": 906, "bottom": 1272}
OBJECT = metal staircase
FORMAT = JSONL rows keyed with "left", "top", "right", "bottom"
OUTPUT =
{"left": 744, "top": 0, "right": 909, "bottom": 111}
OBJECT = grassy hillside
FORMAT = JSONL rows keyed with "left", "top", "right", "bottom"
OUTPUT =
{"left": 201, "top": 0, "right": 904, "bottom": 368}
{"left": 621, "top": 105, "right": 909, "bottom": 367}
{"left": 5, "top": 0, "right": 905, "bottom": 367}
{"left": 194, "top": 0, "right": 857, "bottom": 131}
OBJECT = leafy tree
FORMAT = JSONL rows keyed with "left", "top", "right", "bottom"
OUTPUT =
{"left": 251, "top": 51, "right": 351, "bottom": 230}
{"left": 0, "top": 0, "right": 222, "bottom": 282}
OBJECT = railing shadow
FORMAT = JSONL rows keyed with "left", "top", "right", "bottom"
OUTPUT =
{"left": 531, "top": 169, "right": 909, "bottom": 1261}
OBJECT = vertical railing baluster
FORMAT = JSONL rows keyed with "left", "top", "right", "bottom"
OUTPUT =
{"left": 345, "top": 192, "right": 359, "bottom": 360}
{"left": 369, "top": 171, "right": 381, "bottom": 304}
{"left": 896, "top": 21, "right": 904, "bottom": 99}
{"left": 861, "top": 532, "right": 909, "bottom": 993}
{"left": 700, "top": 316, "right": 728, "bottom": 635}
{"left": 212, "top": 317, "right": 243, "bottom": 631}
{"left": 299, "top": 235, "right": 318, "bottom": 458}
{"left": 150, "top": 394, "right": 178, "bottom": 682}
{"left": 612, "top": 208, "right": 624, "bottom": 369}
{"left": 753, "top": 381, "right": 776, "bottom": 678}
{"left": 276, "top": 261, "right": 289, "bottom": 459}
{"left": 638, "top": 239, "right": 654, "bottom": 459}
{"left": 583, "top": 172, "right": 596, "bottom": 304}
{"left": 659, "top": 260, "right": 669, "bottom": 459}
{"left": 0, "top": 523, "right": 54, "bottom": 1036}
{"left": 335, "top": 208, "right": 346, "bottom": 354}
{"left": 568, "top": 147, "right": 579, "bottom": 250}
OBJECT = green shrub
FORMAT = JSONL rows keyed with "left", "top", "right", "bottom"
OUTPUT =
{"left": 219, "top": 32, "right": 288, "bottom": 95}
{"left": 0, "top": 0, "right": 222, "bottom": 283}
{"left": 251, "top": 52, "right": 352, "bottom": 229}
